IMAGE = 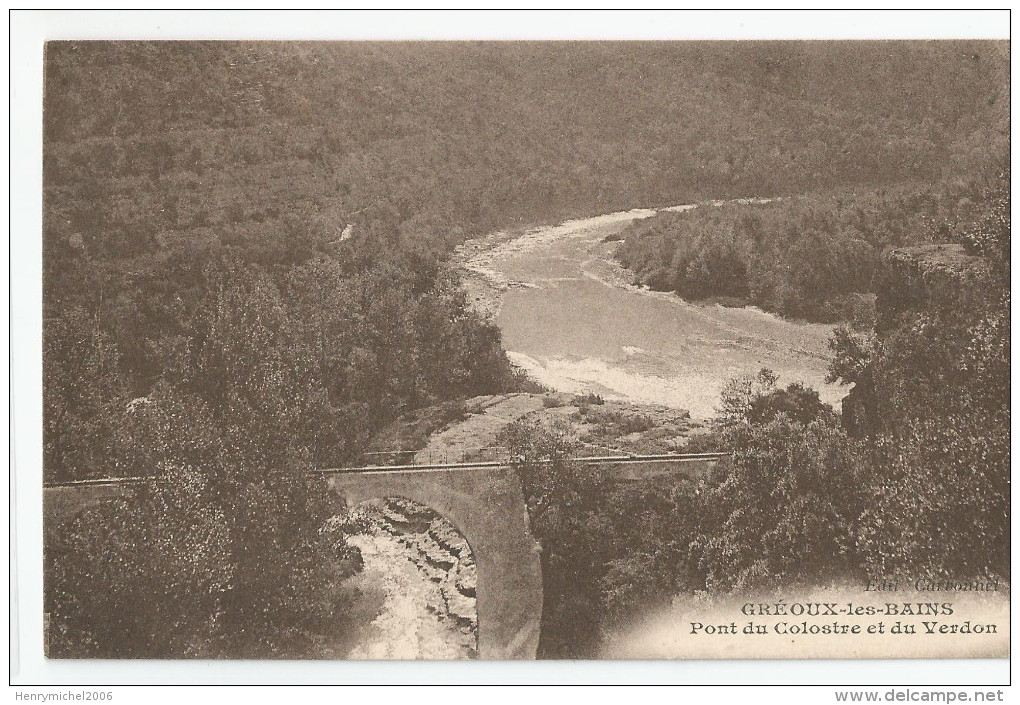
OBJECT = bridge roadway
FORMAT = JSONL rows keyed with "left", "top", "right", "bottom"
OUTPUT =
{"left": 314, "top": 451, "right": 727, "bottom": 477}
{"left": 45, "top": 452, "right": 727, "bottom": 659}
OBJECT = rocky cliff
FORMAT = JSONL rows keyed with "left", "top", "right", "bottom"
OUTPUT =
{"left": 346, "top": 498, "right": 478, "bottom": 659}
{"left": 842, "top": 242, "right": 993, "bottom": 437}
{"left": 875, "top": 243, "right": 990, "bottom": 334}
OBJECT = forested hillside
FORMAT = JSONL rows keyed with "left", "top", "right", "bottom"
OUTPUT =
{"left": 507, "top": 171, "right": 1009, "bottom": 657}
{"left": 614, "top": 176, "right": 1001, "bottom": 322}
{"left": 44, "top": 41, "right": 1008, "bottom": 468}
{"left": 45, "top": 41, "right": 1006, "bottom": 269}
{"left": 604, "top": 44, "right": 1006, "bottom": 323}
{"left": 42, "top": 41, "right": 1009, "bottom": 658}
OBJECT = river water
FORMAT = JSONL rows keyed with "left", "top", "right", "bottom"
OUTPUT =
{"left": 457, "top": 203, "right": 848, "bottom": 419}
{"left": 343, "top": 500, "right": 478, "bottom": 660}
{"left": 341, "top": 202, "right": 850, "bottom": 660}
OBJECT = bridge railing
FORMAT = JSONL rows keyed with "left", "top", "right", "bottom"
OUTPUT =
{"left": 43, "top": 476, "right": 152, "bottom": 488}
{"left": 314, "top": 451, "right": 730, "bottom": 475}
{"left": 44, "top": 452, "right": 732, "bottom": 487}
{"left": 359, "top": 445, "right": 515, "bottom": 466}
{"left": 360, "top": 450, "right": 418, "bottom": 466}
{"left": 357, "top": 443, "right": 640, "bottom": 468}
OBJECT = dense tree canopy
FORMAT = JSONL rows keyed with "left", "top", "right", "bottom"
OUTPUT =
{"left": 43, "top": 41, "right": 1009, "bottom": 658}
{"left": 615, "top": 179, "right": 999, "bottom": 322}
{"left": 510, "top": 170, "right": 1009, "bottom": 651}
{"left": 45, "top": 41, "right": 1007, "bottom": 287}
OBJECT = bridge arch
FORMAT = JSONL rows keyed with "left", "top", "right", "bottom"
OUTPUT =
{"left": 327, "top": 465, "right": 543, "bottom": 660}
{"left": 346, "top": 497, "right": 479, "bottom": 658}
{"left": 46, "top": 454, "right": 723, "bottom": 660}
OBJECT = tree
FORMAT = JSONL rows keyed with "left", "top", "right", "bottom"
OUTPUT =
{"left": 747, "top": 382, "right": 835, "bottom": 426}
{"left": 826, "top": 325, "right": 874, "bottom": 387}
{"left": 835, "top": 163, "right": 1009, "bottom": 580}
{"left": 699, "top": 416, "right": 868, "bottom": 590}
{"left": 501, "top": 419, "right": 701, "bottom": 654}
{"left": 46, "top": 464, "right": 232, "bottom": 657}
{"left": 716, "top": 368, "right": 779, "bottom": 426}
{"left": 43, "top": 304, "right": 128, "bottom": 482}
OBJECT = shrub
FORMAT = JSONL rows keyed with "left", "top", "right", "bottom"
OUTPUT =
{"left": 747, "top": 382, "right": 835, "bottom": 426}
{"left": 698, "top": 416, "right": 868, "bottom": 590}
{"left": 575, "top": 392, "right": 606, "bottom": 407}
{"left": 46, "top": 466, "right": 232, "bottom": 658}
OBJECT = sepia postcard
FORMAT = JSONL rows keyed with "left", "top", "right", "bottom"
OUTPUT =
{"left": 21, "top": 13, "right": 1010, "bottom": 677}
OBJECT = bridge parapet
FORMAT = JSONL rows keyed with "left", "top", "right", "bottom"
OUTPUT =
{"left": 325, "top": 464, "right": 543, "bottom": 660}
{"left": 315, "top": 452, "right": 729, "bottom": 479}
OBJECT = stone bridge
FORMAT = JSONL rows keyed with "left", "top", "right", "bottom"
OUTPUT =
{"left": 323, "top": 464, "right": 542, "bottom": 659}
{"left": 44, "top": 452, "right": 727, "bottom": 659}
{"left": 321, "top": 452, "right": 725, "bottom": 659}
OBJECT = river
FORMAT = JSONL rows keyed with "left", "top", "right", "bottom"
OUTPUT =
{"left": 341, "top": 201, "right": 850, "bottom": 660}
{"left": 342, "top": 499, "right": 478, "bottom": 660}
{"left": 456, "top": 202, "right": 848, "bottom": 419}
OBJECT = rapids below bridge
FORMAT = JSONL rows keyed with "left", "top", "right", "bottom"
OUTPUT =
{"left": 319, "top": 452, "right": 725, "bottom": 659}
{"left": 44, "top": 452, "right": 725, "bottom": 660}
